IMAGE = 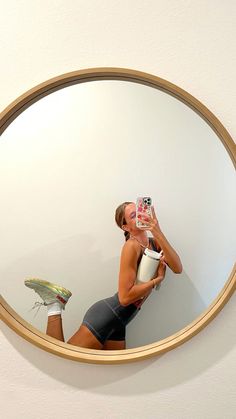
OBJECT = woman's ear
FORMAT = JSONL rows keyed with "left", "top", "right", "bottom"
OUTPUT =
{"left": 122, "top": 224, "right": 129, "bottom": 232}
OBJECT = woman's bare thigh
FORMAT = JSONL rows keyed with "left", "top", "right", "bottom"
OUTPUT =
{"left": 103, "top": 340, "right": 126, "bottom": 350}
{"left": 67, "top": 325, "right": 104, "bottom": 349}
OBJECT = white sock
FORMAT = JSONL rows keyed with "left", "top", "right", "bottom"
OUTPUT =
{"left": 47, "top": 301, "right": 62, "bottom": 316}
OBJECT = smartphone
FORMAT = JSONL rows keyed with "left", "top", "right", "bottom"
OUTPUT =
{"left": 136, "top": 197, "right": 152, "bottom": 228}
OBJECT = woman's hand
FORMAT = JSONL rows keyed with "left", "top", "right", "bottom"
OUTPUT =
{"left": 138, "top": 206, "right": 162, "bottom": 235}
{"left": 152, "top": 259, "right": 166, "bottom": 287}
{"left": 138, "top": 205, "right": 183, "bottom": 274}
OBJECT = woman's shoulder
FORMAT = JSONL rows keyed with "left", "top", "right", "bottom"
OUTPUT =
{"left": 122, "top": 237, "right": 142, "bottom": 257}
{"left": 120, "top": 238, "right": 142, "bottom": 266}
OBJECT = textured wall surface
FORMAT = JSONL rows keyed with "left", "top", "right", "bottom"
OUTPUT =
{"left": 0, "top": 1, "right": 235, "bottom": 418}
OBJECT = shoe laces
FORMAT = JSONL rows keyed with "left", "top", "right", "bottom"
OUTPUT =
{"left": 29, "top": 301, "right": 47, "bottom": 317}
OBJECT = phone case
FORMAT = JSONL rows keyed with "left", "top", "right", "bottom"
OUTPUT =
{"left": 136, "top": 197, "right": 152, "bottom": 228}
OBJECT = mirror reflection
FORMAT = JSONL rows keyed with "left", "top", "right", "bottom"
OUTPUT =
{"left": 0, "top": 80, "right": 235, "bottom": 348}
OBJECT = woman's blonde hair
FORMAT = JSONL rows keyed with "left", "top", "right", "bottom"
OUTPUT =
{"left": 115, "top": 201, "right": 132, "bottom": 241}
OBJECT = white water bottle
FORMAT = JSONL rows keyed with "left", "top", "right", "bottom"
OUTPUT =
{"left": 136, "top": 248, "right": 163, "bottom": 288}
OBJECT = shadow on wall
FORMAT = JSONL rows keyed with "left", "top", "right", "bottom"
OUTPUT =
{"left": 1, "top": 234, "right": 206, "bottom": 347}
{"left": 127, "top": 270, "right": 206, "bottom": 348}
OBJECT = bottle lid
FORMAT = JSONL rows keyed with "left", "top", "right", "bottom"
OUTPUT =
{"left": 144, "top": 248, "right": 161, "bottom": 260}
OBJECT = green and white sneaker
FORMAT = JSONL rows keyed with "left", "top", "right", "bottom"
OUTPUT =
{"left": 24, "top": 278, "right": 72, "bottom": 309}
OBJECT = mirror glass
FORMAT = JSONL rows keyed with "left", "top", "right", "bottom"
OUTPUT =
{"left": 0, "top": 80, "right": 235, "bottom": 348}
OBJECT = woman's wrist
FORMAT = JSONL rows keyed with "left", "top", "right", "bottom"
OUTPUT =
{"left": 152, "top": 277, "right": 158, "bottom": 288}
{"left": 152, "top": 275, "right": 163, "bottom": 288}
{"left": 153, "top": 228, "right": 164, "bottom": 239}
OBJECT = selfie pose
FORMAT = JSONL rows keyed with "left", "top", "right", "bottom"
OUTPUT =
{"left": 25, "top": 200, "right": 182, "bottom": 350}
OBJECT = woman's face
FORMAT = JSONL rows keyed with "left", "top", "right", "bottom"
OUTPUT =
{"left": 123, "top": 203, "right": 138, "bottom": 233}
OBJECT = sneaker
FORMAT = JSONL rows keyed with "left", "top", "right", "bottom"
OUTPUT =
{"left": 24, "top": 278, "right": 72, "bottom": 309}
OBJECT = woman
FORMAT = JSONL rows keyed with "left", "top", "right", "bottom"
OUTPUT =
{"left": 25, "top": 201, "right": 182, "bottom": 350}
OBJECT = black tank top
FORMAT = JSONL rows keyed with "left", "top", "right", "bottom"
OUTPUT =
{"left": 136, "top": 237, "right": 159, "bottom": 265}
{"left": 114, "top": 238, "right": 160, "bottom": 321}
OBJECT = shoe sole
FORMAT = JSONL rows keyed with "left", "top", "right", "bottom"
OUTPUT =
{"left": 24, "top": 278, "right": 72, "bottom": 307}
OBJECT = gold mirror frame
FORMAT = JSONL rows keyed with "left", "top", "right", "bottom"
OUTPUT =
{"left": 0, "top": 67, "right": 235, "bottom": 364}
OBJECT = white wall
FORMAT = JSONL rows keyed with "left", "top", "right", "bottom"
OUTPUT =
{"left": 0, "top": 1, "right": 235, "bottom": 418}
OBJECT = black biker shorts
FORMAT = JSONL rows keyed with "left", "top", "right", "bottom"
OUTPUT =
{"left": 82, "top": 293, "right": 139, "bottom": 344}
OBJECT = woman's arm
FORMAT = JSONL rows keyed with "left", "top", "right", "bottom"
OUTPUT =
{"left": 118, "top": 241, "right": 166, "bottom": 306}
{"left": 140, "top": 207, "right": 183, "bottom": 274}
{"left": 153, "top": 232, "right": 182, "bottom": 273}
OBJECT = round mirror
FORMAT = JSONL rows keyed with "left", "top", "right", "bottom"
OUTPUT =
{"left": 0, "top": 68, "right": 235, "bottom": 364}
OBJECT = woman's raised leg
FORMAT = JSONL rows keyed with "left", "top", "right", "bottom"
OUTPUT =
{"left": 24, "top": 278, "right": 71, "bottom": 342}
{"left": 46, "top": 314, "right": 65, "bottom": 341}
{"left": 24, "top": 278, "right": 104, "bottom": 349}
